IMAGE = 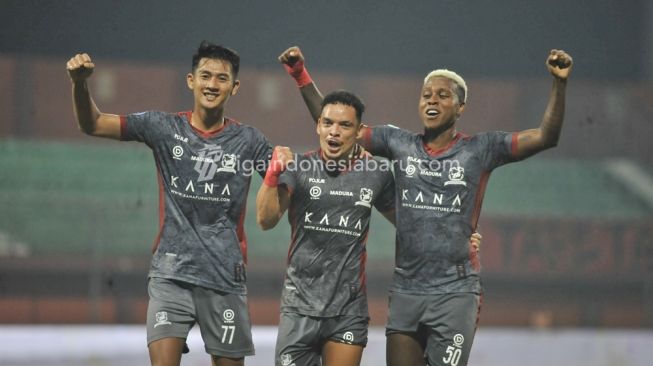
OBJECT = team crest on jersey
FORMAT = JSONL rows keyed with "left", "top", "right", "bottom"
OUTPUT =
{"left": 154, "top": 311, "right": 171, "bottom": 328}
{"left": 217, "top": 154, "right": 237, "bottom": 174}
{"left": 355, "top": 188, "right": 373, "bottom": 207}
{"left": 444, "top": 166, "right": 467, "bottom": 186}
{"left": 280, "top": 354, "right": 295, "bottom": 366}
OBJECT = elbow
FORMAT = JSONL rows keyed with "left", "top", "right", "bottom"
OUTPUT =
{"left": 543, "top": 137, "right": 559, "bottom": 150}
{"left": 537, "top": 130, "right": 560, "bottom": 151}
{"left": 78, "top": 124, "right": 95, "bottom": 136}
{"left": 76, "top": 116, "right": 100, "bottom": 136}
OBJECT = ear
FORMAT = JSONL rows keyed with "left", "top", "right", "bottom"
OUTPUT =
{"left": 231, "top": 80, "right": 241, "bottom": 96}
{"left": 316, "top": 118, "right": 322, "bottom": 136}
{"left": 456, "top": 102, "right": 466, "bottom": 118}
{"left": 186, "top": 72, "right": 194, "bottom": 90}
{"left": 355, "top": 121, "right": 364, "bottom": 140}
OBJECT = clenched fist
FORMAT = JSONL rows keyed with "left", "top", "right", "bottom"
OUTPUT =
{"left": 546, "top": 49, "right": 573, "bottom": 80}
{"left": 66, "top": 53, "right": 95, "bottom": 82}
{"left": 278, "top": 46, "right": 305, "bottom": 68}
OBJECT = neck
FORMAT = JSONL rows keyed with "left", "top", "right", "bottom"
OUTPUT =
{"left": 320, "top": 146, "right": 357, "bottom": 169}
{"left": 191, "top": 107, "right": 225, "bottom": 132}
{"left": 423, "top": 122, "right": 457, "bottom": 150}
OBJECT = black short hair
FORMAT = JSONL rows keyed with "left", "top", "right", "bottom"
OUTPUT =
{"left": 321, "top": 90, "right": 365, "bottom": 123}
{"left": 191, "top": 40, "right": 240, "bottom": 79}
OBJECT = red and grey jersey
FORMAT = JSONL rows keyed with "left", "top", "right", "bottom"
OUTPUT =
{"left": 277, "top": 151, "right": 395, "bottom": 317}
{"left": 362, "top": 125, "right": 517, "bottom": 295}
{"left": 120, "top": 110, "right": 272, "bottom": 294}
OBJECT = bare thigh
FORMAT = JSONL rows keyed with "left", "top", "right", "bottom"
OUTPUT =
{"left": 322, "top": 340, "right": 364, "bottom": 366}
{"left": 386, "top": 332, "right": 426, "bottom": 366}
{"left": 148, "top": 337, "right": 185, "bottom": 366}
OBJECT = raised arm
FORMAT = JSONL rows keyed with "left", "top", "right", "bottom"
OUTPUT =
{"left": 256, "top": 146, "right": 294, "bottom": 230}
{"left": 279, "top": 46, "right": 376, "bottom": 153}
{"left": 279, "top": 46, "right": 324, "bottom": 122}
{"left": 513, "top": 49, "right": 573, "bottom": 160}
{"left": 67, "top": 53, "right": 121, "bottom": 139}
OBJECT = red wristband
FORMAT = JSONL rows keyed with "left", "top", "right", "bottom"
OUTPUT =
{"left": 283, "top": 62, "right": 313, "bottom": 88}
{"left": 263, "top": 171, "right": 280, "bottom": 187}
{"left": 263, "top": 149, "right": 286, "bottom": 187}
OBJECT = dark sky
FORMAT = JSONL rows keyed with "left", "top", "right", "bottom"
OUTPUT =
{"left": 0, "top": 0, "right": 647, "bottom": 79}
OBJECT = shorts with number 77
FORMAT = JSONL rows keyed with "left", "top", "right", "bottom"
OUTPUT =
{"left": 146, "top": 277, "right": 255, "bottom": 358}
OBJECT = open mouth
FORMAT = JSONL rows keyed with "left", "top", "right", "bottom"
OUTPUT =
{"left": 325, "top": 139, "right": 342, "bottom": 153}
{"left": 425, "top": 108, "right": 440, "bottom": 117}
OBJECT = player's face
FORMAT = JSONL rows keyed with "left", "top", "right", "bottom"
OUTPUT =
{"left": 317, "top": 103, "right": 362, "bottom": 161}
{"left": 418, "top": 76, "right": 465, "bottom": 131}
{"left": 186, "top": 57, "right": 240, "bottom": 111}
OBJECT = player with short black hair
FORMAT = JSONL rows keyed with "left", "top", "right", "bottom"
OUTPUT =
{"left": 192, "top": 41, "right": 240, "bottom": 78}
{"left": 67, "top": 40, "right": 272, "bottom": 366}
{"left": 279, "top": 46, "right": 572, "bottom": 366}
{"left": 257, "top": 89, "right": 484, "bottom": 366}
{"left": 256, "top": 89, "right": 395, "bottom": 366}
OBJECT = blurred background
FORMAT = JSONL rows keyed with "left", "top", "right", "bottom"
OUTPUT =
{"left": 1, "top": 0, "right": 652, "bottom": 365}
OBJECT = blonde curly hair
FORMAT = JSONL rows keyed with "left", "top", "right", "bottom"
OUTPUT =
{"left": 423, "top": 69, "right": 467, "bottom": 104}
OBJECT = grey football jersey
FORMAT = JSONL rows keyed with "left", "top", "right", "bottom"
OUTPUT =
{"left": 362, "top": 126, "right": 517, "bottom": 294}
{"left": 121, "top": 111, "right": 272, "bottom": 294}
{"left": 278, "top": 151, "right": 395, "bottom": 317}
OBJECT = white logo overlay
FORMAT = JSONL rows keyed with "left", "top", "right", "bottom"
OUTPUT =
{"left": 355, "top": 188, "right": 373, "bottom": 208}
{"left": 223, "top": 309, "right": 235, "bottom": 324}
{"left": 194, "top": 144, "right": 224, "bottom": 182}
{"left": 309, "top": 186, "right": 322, "bottom": 199}
{"left": 443, "top": 333, "right": 465, "bottom": 366}
{"left": 444, "top": 166, "right": 467, "bottom": 186}
{"left": 405, "top": 164, "right": 417, "bottom": 177}
{"left": 172, "top": 145, "right": 184, "bottom": 160}
{"left": 343, "top": 331, "right": 355, "bottom": 343}
{"left": 217, "top": 153, "right": 237, "bottom": 174}
{"left": 280, "top": 354, "right": 296, "bottom": 366}
{"left": 453, "top": 333, "right": 465, "bottom": 347}
{"left": 154, "top": 311, "right": 172, "bottom": 328}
